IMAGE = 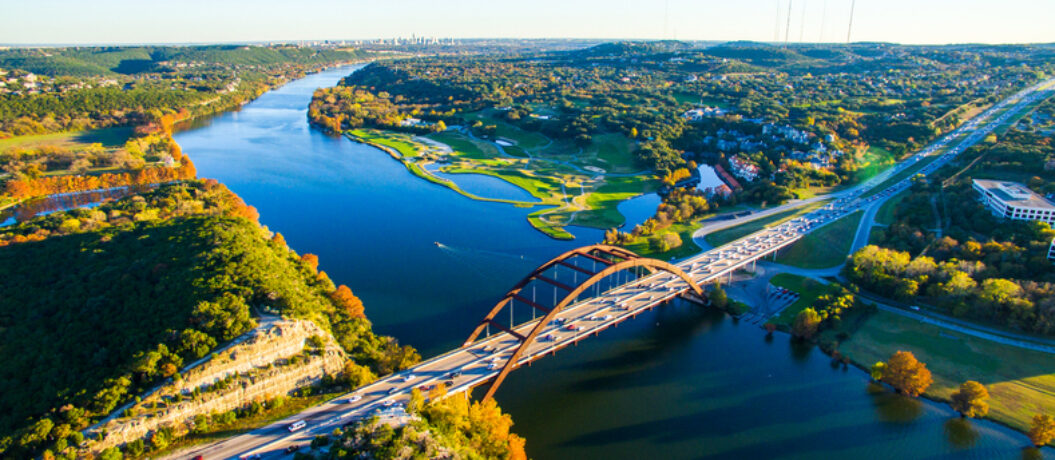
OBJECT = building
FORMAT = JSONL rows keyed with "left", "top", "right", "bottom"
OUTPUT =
{"left": 973, "top": 179, "right": 1055, "bottom": 225}
{"left": 1048, "top": 237, "right": 1055, "bottom": 261}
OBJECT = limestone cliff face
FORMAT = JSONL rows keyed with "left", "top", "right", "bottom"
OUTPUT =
{"left": 87, "top": 318, "right": 346, "bottom": 453}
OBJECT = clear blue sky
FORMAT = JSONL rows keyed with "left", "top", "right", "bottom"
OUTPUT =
{"left": 2, "top": 0, "right": 1053, "bottom": 45}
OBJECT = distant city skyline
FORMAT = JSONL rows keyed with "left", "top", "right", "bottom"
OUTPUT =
{"left": 2, "top": 0, "right": 1053, "bottom": 46}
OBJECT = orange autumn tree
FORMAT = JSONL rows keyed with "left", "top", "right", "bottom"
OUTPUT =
{"left": 301, "top": 253, "right": 320, "bottom": 273}
{"left": 882, "top": 350, "right": 933, "bottom": 397}
{"left": 330, "top": 285, "right": 364, "bottom": 318}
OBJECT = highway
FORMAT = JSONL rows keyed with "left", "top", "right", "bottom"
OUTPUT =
{"left": 170, "top": 77, "right": 1055, "bottom": 460}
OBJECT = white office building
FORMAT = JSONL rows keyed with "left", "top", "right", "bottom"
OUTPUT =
{"left": 973, "top": 179, "right": 1055, "bottom": 225}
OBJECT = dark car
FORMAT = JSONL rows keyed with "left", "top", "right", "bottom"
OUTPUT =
{"left": 286, "top": 444, "right": 301, "bottom": 453}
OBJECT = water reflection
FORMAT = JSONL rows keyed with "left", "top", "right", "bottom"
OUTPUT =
{"left": 945, "top": 417, "right": 981, "bottom": 449}
{"left": 0, "top": 186, "right": 146, "bottom": 227}
{"left": 871, "top": 386, "right": 925, "bottom": 424}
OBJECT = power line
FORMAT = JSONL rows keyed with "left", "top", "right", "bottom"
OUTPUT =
{"left": 784, "top": 0, "right": 794, "bottom": 48}
{"left": 819, "top": 0, "right": 827, "bottom": 42}
{"left": 799, "top": 0, "right": 808, "bottom": 43}
{"left": 846, "top": 0, "right": 857, "bottom": 43}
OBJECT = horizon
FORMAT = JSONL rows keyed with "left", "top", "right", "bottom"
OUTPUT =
{"left": 4, "top": 0, "right": 1054, "bottom": 46}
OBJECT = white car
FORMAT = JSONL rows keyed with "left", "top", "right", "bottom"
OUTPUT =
{"left": 347, "top": 395, "right": 362, "bottom": 403}
{"left": 487, "top": 362, "right": 499, "bottom": 370}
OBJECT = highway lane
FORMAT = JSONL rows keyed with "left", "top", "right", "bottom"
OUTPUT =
{"left": 170, "top": 77, "right": 1055, "bottom": 460}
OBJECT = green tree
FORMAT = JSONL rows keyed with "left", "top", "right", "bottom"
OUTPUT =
{"left": 870, "top": 361, "right": 886, "bottom": 382}
{"left": 792, "top": 308, "right": 822, "bottom": 339}
{"left": 949, "top": 381, "right": 989, "bottom": 418}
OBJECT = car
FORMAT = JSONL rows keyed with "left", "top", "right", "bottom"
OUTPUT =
{"left": 444, "top": 379, "right": 455, "bottom": 387}
{"left": 541, "top": 333, "right": 554, "bottom": 341}
{"left": 285, "top": 445, "right": 301, "bottom": 453}
{"left": 447, "top": 371, "right": 462, "bottom": 379}
{"left": 387, "top": 387, "right": 398, "bottom": 395}
{"left": 418, "top": 384, "right": 435, "bottom": 392}
{"left": 287, "top": 420, "right": 306, "bottom": 432}
{"left": 383, "top": 399, "right": 395, "bottom": 406}
{"left": 487, "top": 362, "right": 499, "bottom": 370}
{"left": 347, "top": 394, "right": 362, "bottom": 403}
{"left": 564, "top": 324, "right": 581, "bottom": 332}
{"left": 909, "top": 305, "right": 921, "bottom": 311}
{"left": 399, "top": 374, "right": 414, "bottom": 383}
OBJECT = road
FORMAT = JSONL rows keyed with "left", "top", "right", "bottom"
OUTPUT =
{"left": 169, "top": 77, "right": 1055, "bottom": 460}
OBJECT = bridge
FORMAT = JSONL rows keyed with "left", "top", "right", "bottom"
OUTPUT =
{"left": 173, "top": 78, "right": 1055, "bottom": 460}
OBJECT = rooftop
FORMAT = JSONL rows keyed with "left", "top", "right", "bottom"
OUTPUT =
{"left": 974, "top": 179, "right": 1055, "bottom": 209}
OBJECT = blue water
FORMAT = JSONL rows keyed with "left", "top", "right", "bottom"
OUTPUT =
{"left": 173, "top": 65, "right": 1052, "bottom": 460}
{"left": 426, "top": 165, "right": 540, "bottom": 203}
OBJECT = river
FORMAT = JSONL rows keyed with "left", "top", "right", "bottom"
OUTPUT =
{"left": 170, "top": 65, "right": 1048, "bottom": 459}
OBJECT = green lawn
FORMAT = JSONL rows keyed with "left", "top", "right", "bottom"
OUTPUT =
{"left": 838, "top": 310, "right": 1055, "bottom": 437}
{"left": 573, "top": 176, "right": 656, "bottom": 229}
{"left": 0, "top": 127, "right": 133, "bottom": 150}
{"left": 774, "top": 211, "right": 863, "bottom": 269}
{"left": 622, "top": 221, "right": 703, "bottom": 261}
{"left": 768, "top": 273, "right": 841, "bottom": 327}
{"left": 704, "top": 203, "right": 825, "bottom": 247}
{"left": 854, "top": 146, "right": 896, "bottom": 183}
{"left": 425, "top": 131, "right": 498, "bottom": 159}
{"left": 875, "top": 190, "right": 908, "bottom": 225}
{"left": 349, "top": 129, "right": 426, "bottom": 158}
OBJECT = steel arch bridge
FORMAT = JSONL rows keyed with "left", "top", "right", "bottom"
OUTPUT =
{"left": 464, "top": 244, "right": 704, "bottom": 400}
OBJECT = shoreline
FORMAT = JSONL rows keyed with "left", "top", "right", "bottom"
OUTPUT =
{"left": 340, "top": 130, "right": 578, "bottom": 240}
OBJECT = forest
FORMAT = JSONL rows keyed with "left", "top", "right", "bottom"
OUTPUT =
{"left": 845, "top": 113, "right": 1055, "bottom": 335}
{"left": 0, "top": 44, "right": 374, "bottom": 137}
{"left": 0, "top": 181, "right": 417, "bottom": 458}
{"left": 316, "top": 41, "right": 1052, "bottom": 207}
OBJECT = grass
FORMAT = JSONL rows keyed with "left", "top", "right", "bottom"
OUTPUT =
{"left": 425, "top": 130, "right": 497, "bottom": 160}
{"left": 768, "top": 273, "right": 841, "bottom": 327}
{"left": 704, "top": 202, "right": 825, "bottom": 247}
{"left": 854, "top": 146, "right": 897, "bottom": 183}
{"left": 622, "top": 221, "right": 704, "bottom": 261}
{"left": 573, "top": 175, "right": 656, "bottom": 229}
{"left": 0, "top": 127, "right": 133, "bottom": 150}
{"left": 837, "top": 310, "right": 1055, "bottom": 436}
{"left": 349, "top": 129, "right": 427, "bottom": 158}
{"left": 774, "top": 211, "right": 863, "bottom": 269}
{"left": 875, "top": 190, "right": 908, "bottom": 225}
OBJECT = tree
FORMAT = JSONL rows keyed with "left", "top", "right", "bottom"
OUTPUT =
{"left": 949, "top": 381, "right": 989, "bottom": 418}
{"left": 1029, "top": 414, "right": 1055, "bottom": 447}
{"left": 882, "top": 350, "right": 933, "bottom": 397}
{"left": 792, "top": 308, "right": 822, "bottom": 339}
{"left": 709, "top": 285, "right": 729, "bottom": 309}
{"left": 301, "top": 253, "right": 320, "bottom": 273}
{"left": 870, "top": 361, "right": 886, "bottom": 381}
{"left": 330, "top": 285, "right": 364, "bottom": 318}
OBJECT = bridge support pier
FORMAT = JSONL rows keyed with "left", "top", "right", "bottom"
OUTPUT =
{"left": 681, "top": 291, "right": 709, "bottom": 306}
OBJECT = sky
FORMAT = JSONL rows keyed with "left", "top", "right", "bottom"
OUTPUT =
{"left": 2, "top": 0, "right": 1053, "bottom": 46}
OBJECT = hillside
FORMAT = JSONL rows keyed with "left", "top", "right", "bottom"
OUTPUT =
{"left": 0, "top": 181, "right": 416, "bottom": 458}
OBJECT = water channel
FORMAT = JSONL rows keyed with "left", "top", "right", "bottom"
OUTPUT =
{"left": 161, "top": 64, "right": 1050, "bottom": 459}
